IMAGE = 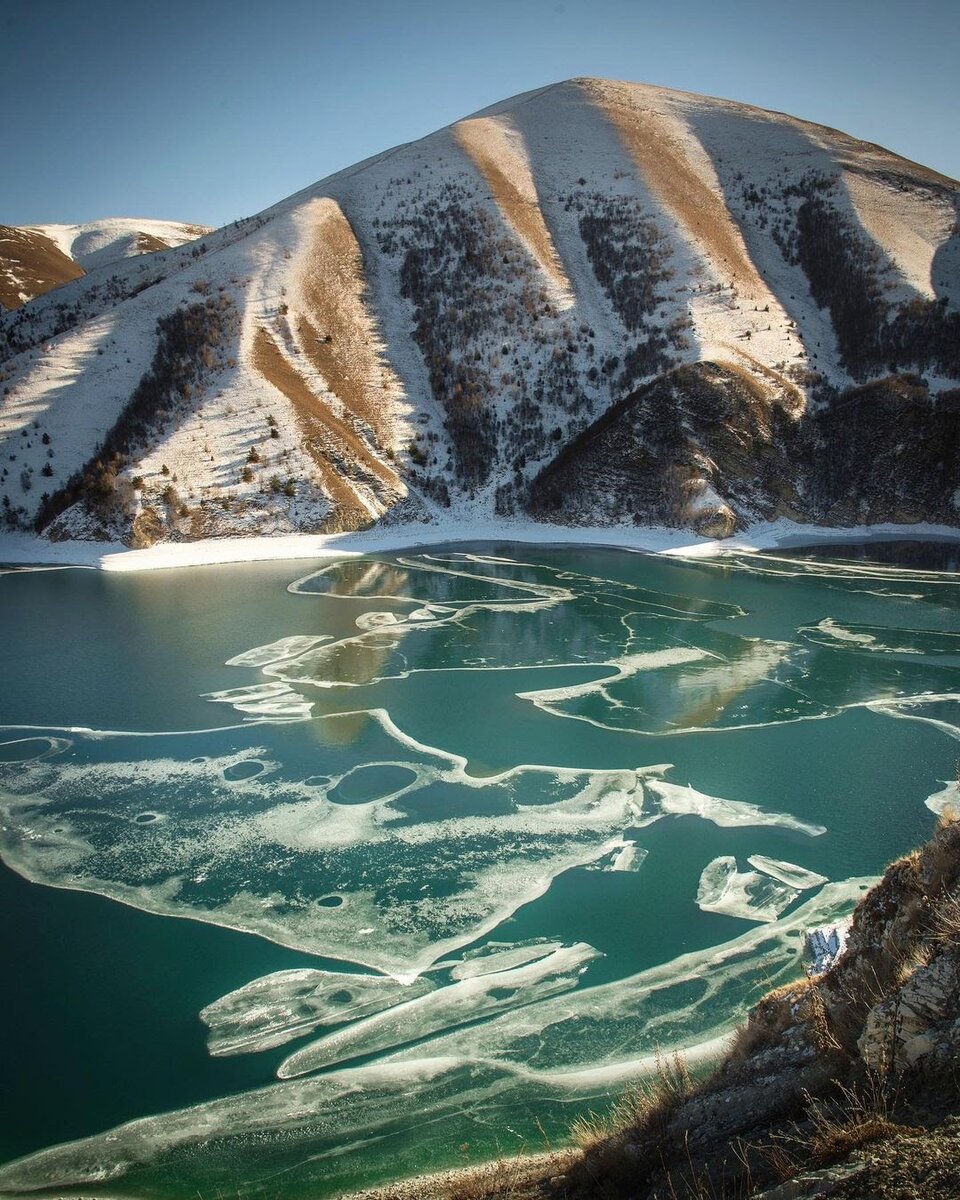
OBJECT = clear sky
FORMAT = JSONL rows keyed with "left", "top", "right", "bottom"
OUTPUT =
{"left": 2, "top": 0, "right": 958, "bottom": 229}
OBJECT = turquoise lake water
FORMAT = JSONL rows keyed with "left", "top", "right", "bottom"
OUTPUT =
{"left": 0, "top": 542, "right": 958, "bottom": 1198}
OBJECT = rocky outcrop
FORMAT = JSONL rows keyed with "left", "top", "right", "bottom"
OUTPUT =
{"left": 859, "top": 953, "right": 960, "bottom": 1069}
{"left": 526, "top": 366, "right": 960, "bottom": 533}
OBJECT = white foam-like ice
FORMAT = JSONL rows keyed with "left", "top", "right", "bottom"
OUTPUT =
{"left": 801, "top": 619, "right": 960, "bottom": 658}
{"left": 696, "top": 856, "right": 800, "bottom": 923}
{"left": 925, "top": 780, "right": 960, "bottom": 816}
{"left": 515, "top": 647, "right": 710, "bottom": 705}
{"left": 225, "top": 636, "right": 331, "bottom": 668}
{"left": 808, "top": 618, "right": 878, "bottom": 647}
{"left": 383, "top": 879, "right": 869, "bottom": 1073}
{"left": 0, "top": 880, "right": 870, "bottom": 1199}
{"left": 203, "top": 682, "right": 314, "bottom": 721}
{"left": 354, "top": 610, "right": 400, "bottom": 630}
{"left": 0, "top": 735, "right": 71, "bottom": 762}
{"left": 0, "top": 724, "right": 651, "bottom": 976}
{"left": 445, "top": 939, "right": 565, "bottom": 981}
{"left": 611, "top": 843, "right": 647, "bottom": 872}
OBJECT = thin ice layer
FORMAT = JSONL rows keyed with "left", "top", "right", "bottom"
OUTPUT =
{"left": 0, "top": 723, "right": 644, "bottom": 976}
{"left": 0, "top": 884, "right": 870, "bottom": 1200}
{"left": 278, "top": 941, "right": 602, "bottom": 1077}
{"left": 446, "top": 938, "right": 565, "bottom": 981}
{"left": 225, "top": 636, "right": 332, "bottom": 668}
{"left": 644, "top": 778, "right": 826, "bottom": 836}
{"left": 747, "top": 855, "right": 828, "bottom": 890}
{"left": 201, "top": 969, "right": 435, "bottom": 1057}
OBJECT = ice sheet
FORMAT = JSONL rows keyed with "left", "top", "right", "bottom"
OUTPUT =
{"left": 644, "top": 778, "right": 826, "bottom": 836}
{"left": 747, "top": 855, "right": 829, "bottom": 890}
{"left": 0, "top": 725, "right": 646, "bottom": 976}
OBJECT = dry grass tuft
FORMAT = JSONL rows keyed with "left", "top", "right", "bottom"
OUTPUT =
{"left": 571, "top": 1052, "right": 694, "bottom": 1152}
{"left": 805, "top": 1078, "right": 905, "bottom": 1168}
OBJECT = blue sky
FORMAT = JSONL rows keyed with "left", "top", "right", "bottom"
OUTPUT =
{"left": 2, "top": 0, "right": 958, "bottom": 228}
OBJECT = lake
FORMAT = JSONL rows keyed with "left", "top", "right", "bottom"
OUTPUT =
{"left": 1, "top": 541, "right": 957, "bottom": 1198}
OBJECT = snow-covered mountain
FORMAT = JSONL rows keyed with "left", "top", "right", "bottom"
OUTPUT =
{"left": 0, "top": 218, "right": 211, "bottom": 309}
{"left": 1, "top": 78, "right": 958, "bottom": 545}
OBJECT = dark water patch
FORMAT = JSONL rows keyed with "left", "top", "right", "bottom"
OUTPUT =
{"left": 0, "top": 862, "right": 354, "bottom": 1166}
{"left": 328, "top": 764, "right": 418, "bottom": 804}
{"left": 222, "top": 759, "right": 266, "bottom": 782}
{"left": 777, "top": 539, "right": 960, "bottom": 571}
{"left": 0, "top": 737, "right": 59, "bottom": 763}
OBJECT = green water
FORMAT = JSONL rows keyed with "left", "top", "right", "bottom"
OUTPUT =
{"left": 0, "top": 542, "right": 957, "bottom": 1198}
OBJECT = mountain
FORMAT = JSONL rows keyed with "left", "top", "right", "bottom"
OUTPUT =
{"left": 1, "top": 78, "right": 958, "bottom": 545}
{"left": 0, "top": 218, "right": 212, "bottom": 310}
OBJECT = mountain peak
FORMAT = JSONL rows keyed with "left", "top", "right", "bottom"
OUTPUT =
{"left": 1, "top": 80, "right": 958, "bottom": 545}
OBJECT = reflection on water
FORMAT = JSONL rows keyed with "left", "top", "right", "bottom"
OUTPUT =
{"left": 0, "top": 541, "right": 958, "bottom": 1199}
{"left": 779, "top": 539, "right": 960, "bottom": 573}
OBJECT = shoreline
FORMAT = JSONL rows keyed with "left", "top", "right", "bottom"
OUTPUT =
{"left": 1, "top": 516, "right": 959, "bottom": 573}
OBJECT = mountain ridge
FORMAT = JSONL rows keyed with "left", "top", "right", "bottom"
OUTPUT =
{"left": 2, "top": 77, "right": 958, "bottom": 545}
{"left": 0, "top": 217, "right": 212, "bottom": 310}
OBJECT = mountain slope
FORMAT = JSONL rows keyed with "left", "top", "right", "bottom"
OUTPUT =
{"left": 2, "top": 78, "right": 958, "bottom": 544}
{"left": 0, "top": 217, "right": 211, "bottom": 310}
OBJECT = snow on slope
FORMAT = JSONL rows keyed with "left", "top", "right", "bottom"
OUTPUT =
{"left": 0, "top": 218, "right": 211, "bottom": 311}
{"left": 28, "top": 218, "right": 212, "bottom": 271}
{"left": 1, "top": 77, "right": 958, "bottom": 547}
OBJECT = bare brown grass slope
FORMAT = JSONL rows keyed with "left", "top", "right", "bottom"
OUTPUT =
{"left": 294, "top": 197, "right": 401, "bottom": 449}
{"left": 579, "top": 79, "right": 770, "bottom": 301}
{"left": 251, "top": 325, "right": 402, "bottom": 530}
{"left": 0, "top": 225, "right": 84, "bottom": 309}
{"left": 454, "top": 117, "right": 571, "bottom": 294}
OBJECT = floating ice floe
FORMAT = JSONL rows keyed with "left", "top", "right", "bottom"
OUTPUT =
{"left": 277, "top": 941, "right": 602, "bottom": 1077}
{"left": 0, "top": 881, "right": 872, "bottom": 1200}
{"left": 800, "top": 618, "right": 960, "bottom": 657}
{"left": 203, "top": 682, "right": 314, "bottom": 721}
{"left": 201, "top": 969, "right": 434, "bottom": 1056}
{"left": 644, "top": 777, "right": 826, "bottom": 837}
{"left": 225, "top": 635, "right": 332, "bottom": 668}
{"left": 696, "top": 856, "right": 801, "bottom": 923}
{"left": 611, "top": 842, "right": 647, "bottom": 872}
{"left": 443, "top": 938, "right": 565, "bottom": 981}
{"left": 925, "top": 779, "right": 960, "bottom": 816}
{"left": 746, "top": 855, "right": 829, "bottom": 890}
{"left": 0, "top": 724, "right": 646, "bottom": 977}
{"left": 583, "top": 837, "right": 648, "bottom": 872}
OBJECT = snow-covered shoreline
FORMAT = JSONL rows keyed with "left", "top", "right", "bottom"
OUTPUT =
{"left": 1, "top": 517, "right": 959, "bottom": 573}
